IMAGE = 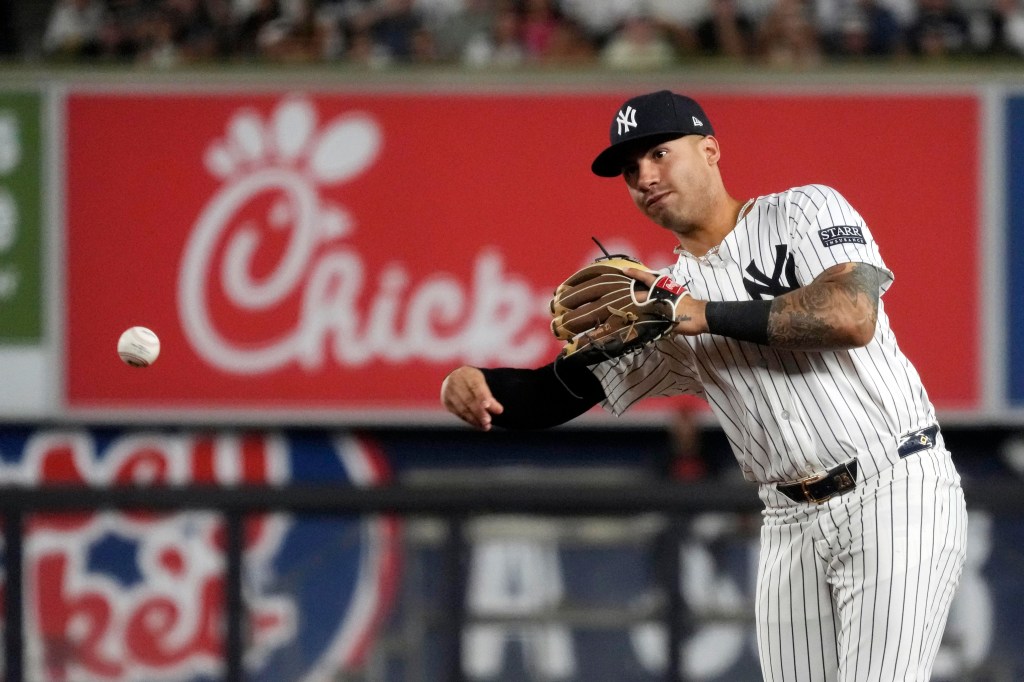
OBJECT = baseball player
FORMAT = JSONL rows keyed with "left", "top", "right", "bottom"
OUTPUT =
{"left": 441, "top": 89, "right": 967, "bottom": 681}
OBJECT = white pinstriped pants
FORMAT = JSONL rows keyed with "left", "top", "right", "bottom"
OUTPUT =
{"left": 755, "top": 447, "right": 968, "bottom": 682}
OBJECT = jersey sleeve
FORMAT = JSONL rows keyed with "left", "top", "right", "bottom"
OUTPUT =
{"left": 590, "top": 336, "right": 705, "bottom": 416}
{"left": 785, "top": 185, "right": 894, "bottom": 295}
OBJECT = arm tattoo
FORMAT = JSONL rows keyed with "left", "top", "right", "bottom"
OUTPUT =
{"left": 767, "top": 263, "right": 880, "bottom": 350}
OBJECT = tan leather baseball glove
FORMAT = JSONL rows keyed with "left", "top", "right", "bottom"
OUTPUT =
{"left": 549, "top": 254, "right": 690, "bottom": 366}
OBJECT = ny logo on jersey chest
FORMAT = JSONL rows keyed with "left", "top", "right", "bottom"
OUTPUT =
{"left": 743, "top": 245, "right": 799, "bottom": 299}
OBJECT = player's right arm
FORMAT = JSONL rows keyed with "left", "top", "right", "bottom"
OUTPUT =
{"left": 441, "top": 367, "right": 504, "bottom": 431}
{"left": 440, "top": 361, "right": 605, "bottom": 431}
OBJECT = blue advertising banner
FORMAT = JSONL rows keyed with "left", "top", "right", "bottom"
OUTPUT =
{"left": 374, "top": 429, "right": 1022, "bottom": 682}
{"left": 1007, "top": 96, "right": 1024, "bottom": 404}
{"left": 0, "top": 428, "right": 399, "bottom": 681}
{"left": 0, "top": 426, "right": 1019, "bottom": 681}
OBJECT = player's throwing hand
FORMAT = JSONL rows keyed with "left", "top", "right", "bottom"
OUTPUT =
{"left": 440, "top": 367, "right": 505, "bottom": 431}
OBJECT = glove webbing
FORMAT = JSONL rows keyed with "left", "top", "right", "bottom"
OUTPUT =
{"left": 606, "top": 306, "right": 641, "bottom": 342}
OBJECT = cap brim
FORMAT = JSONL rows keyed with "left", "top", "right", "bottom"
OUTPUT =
{"left": 590, "top": 132, "right": 696, "bottom": 177}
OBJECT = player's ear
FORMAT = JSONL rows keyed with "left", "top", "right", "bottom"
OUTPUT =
{"left": 700, "top": 135, "right": 721, "bottom": 165}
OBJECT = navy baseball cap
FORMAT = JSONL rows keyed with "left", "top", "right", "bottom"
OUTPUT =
{"left": 591, "top": 90, "right": 714, "bottom": 177}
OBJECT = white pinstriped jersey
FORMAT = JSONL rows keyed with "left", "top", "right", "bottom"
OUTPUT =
{"left": 593, "top": 184, "right": 940, "bottom": 485}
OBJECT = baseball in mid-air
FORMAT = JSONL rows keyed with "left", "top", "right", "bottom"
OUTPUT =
{"left": 117, "top": 326, "right": 160, "bottom": 367}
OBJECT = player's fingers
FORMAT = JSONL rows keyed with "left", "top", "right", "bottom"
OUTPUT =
{"left": 623, "top": 267, "right": 657, "bottom": 286}
{"left": 485, "top": 394, "right": 504, "bottom": 415}
{"left": 464, "top": 380, "right": 503, "bottom": 430}
{"left": 623, "top": 267, "right": 657, "bottom": 303}
{"left": 441, "top": 367, "right": 501, "bottom": 431}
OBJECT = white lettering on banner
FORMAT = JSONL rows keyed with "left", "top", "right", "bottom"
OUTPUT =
{"left": 463, "top": 534, "right": 576, "bottom": 680}
{"left": 630, "top": 516, "right": 753, "bottom": 677}
{"left": 0, "top": 111, "right": 21, "bottom": 172}
{"left": 0, "top": 111, "right": 22, "bottom": 302}
{"left": 423, "top": 509, "right": 996, "bottom": 679}
{"left": 0, "top": 186, "right": 17, "bottom": 252}
{"left": 9, "top": 430, "right": 295, "bottom": 681}
{"left": 179, "top": 98, "right": 551, "bottom": 375}
{"left": 932, "top": 512, "right": 993, "bottom": 679}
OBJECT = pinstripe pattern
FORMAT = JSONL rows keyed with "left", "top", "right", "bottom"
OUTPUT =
{"left": 595, "top": 185, "right": 938, "bottom": 484}
{"left": 592, "top": 185, "right": 967, "bottom": 680}
{"left": 756, "top": 448, "right": 967, "bottom": 682}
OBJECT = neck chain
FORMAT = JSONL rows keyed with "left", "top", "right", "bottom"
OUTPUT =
{"left": 677, "top": 198, "right": 755, "bottom": 263}
{"left": 737, "top": 197, "right": 755, "bottom": 224}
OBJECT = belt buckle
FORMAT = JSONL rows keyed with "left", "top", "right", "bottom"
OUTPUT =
{"left": 797, "top": 463, "right": 856, "bottom": 504}
{"left": 795, "top": 471, "right": 831, "bottom": 504}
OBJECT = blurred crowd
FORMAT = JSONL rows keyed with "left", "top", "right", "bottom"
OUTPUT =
{"left": 19, "top": 0, "right": 1024, "bottom": 69}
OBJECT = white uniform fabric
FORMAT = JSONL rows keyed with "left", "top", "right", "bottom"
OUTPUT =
{"left": 756, "top": 448, "right": 967, "bottom": 681}
{"left": 592, "top": 184, "right": 967, "bottom": 681}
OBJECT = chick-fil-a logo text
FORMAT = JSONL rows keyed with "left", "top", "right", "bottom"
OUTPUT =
{"left": 178, "top": 97, "right": 551, "bottom": 374}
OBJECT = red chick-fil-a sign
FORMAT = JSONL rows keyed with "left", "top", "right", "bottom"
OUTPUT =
{"left": 64, "top": 91, "right": 979, "bottom": 415}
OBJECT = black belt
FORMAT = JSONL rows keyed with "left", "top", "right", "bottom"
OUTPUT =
{"left": 777, "top": 460, "right": 858, "bottom": 504}
{"left": 777, "top": 423, "right": 939, "bottom": 504}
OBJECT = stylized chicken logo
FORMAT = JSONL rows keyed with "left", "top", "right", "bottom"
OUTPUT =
{"left": 178, "top": 96, "right": 556, "bottom": 375}
{"left": 179, "top": 97, "right": 381, "bottom": 373}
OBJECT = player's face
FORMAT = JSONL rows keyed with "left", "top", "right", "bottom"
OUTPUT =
{"left": 621, "top": 136, "right": 718, "bottom": 233}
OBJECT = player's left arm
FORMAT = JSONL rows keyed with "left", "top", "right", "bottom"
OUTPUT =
{"left": 668, "top": 187, "right": 888, "bottom": 350}
{"left": 763, "top": 186, "right": 886, "bottom": 350}
{"left": 627, "top": 261, "right": 882, "bottom": 351}
{"left": 765, "top": 261, "right": 880, "bottom": 350}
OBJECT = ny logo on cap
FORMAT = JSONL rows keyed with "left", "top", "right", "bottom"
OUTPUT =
{"left": 616, "top": 106, "right": 637, "bottom": 135}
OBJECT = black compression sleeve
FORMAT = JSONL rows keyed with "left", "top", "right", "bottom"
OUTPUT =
{"left": 480, "top": 361, "right": 605, "bottom": 430}
{"left": 705, "top": 299, "right": 772, "bottom": 345}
